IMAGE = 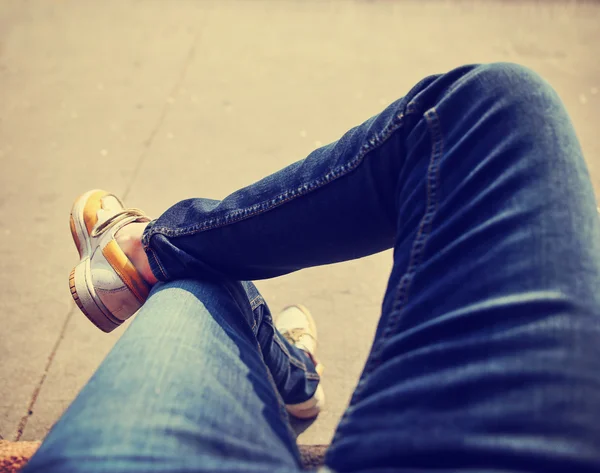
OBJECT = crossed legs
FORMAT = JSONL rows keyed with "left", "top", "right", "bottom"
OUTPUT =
{"left": 27, "top": 63, "right": 600, "bottom": 472}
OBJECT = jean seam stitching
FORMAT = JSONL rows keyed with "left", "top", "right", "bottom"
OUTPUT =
{"left": 332, "top": 107, "right": 444, "bottom": 442}
{"left": 273, "top": 335, "right": 308, "bottom": 371}
{"left": 371, "top": 106, "right": 444, "bottom": 370}
{"left": 217, "top": 284, "right": 297, "bottom": 449}
{"left": 272, "top": 332, "right": 309, "bottom": 372}
{"left": 145, "top": 109, "right": 417, "bottom": 240}
{"left": 146, "top": 244, "right": 168, "bottom": 280}
{"left": 249, "top": 295, "right": 264, "bottom": 310}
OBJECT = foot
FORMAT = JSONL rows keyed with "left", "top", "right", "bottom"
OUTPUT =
{"left": 69, "top": 189, "right": 152, "bottom": 332}
{"left": 275, "top": 304, "right": 325, "bottom": 419}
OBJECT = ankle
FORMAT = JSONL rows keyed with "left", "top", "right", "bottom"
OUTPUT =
{"left": 115, "top": 223, "right": 158, "bottom": 286}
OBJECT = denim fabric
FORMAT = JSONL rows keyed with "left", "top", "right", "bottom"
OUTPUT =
{"left": 240, "top": 280, "right": 321, "bottom": 405}
{"left": 28, "top": 63, "right": 600, "bottom": 472}
{"left": 24, "top": 279, "right": 317, "bottom": 473}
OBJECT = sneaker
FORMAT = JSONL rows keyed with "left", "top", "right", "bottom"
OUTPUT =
{"left": 275, "top": 304, "right": 325, "bottom": 419}
{"left": 69, "top": 189, "right": 151, "bottom": 333}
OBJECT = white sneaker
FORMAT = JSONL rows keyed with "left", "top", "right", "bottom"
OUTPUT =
{"left": 275, "top": 304, "right": 325, "bottom": 419}
{"left": 69, "top": 189, "right": 151, "bottom": 332}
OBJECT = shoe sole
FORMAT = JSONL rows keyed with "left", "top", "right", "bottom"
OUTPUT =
{"left": 69, "top": 190, "right": 123, "bottom": 333}
{"left": 287, "top": 384, "right": 325, "bottom": 419}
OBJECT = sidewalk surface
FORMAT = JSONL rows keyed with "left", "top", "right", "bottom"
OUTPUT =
{"left": 1, "top": 0, "right": 599, "bottom": 447}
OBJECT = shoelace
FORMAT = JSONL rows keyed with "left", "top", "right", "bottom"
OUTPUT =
{"left": 282, "top": 327, "right": 320, "bottom": 370}
{"left": 91, "top": 208, "right": 149, "bottom": 237}
{"left": 281, "top": 327, "right": 316, "bottom": 346}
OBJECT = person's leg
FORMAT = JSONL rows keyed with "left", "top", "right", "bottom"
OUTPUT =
{"left": 138, "top": 63, "right": 600, "bottom": 470}
{"left": 239, "top": 281, "right": 322, "bottom": 410}
{"left": 322, "top": 64, "right": 600, "bottom": 471}
{"left": 24, "top": 279, "right": 304, "bottom": 473}
{"left": 67, "top": 190, "right": 323, "bottom": 411}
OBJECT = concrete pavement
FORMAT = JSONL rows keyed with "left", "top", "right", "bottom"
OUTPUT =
{"left": 1, "top": 0, "right": 599, "bottom": 447}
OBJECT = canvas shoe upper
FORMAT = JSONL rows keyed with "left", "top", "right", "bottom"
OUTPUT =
{"left": 276, "top": 304, "right": 325, "bottom": 419}
{"left": 69, "top": 189, "right": 151, "bottom": 332}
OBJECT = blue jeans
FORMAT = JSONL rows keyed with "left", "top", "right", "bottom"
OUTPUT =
{"left": 25, "top": 63, "right": 600, "bottom": 472}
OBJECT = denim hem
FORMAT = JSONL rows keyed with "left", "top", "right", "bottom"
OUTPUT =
{"left": 141, "top": 218, "right": 156, "bottom": 250}
{"left": 249, "top": 294, "right": 265, "bottom": 311}
{"left": 142, "top": 219, "right": 170, "bottom": 281}
{"left": 269, "top": 325, "right": 320, "bottom": 381}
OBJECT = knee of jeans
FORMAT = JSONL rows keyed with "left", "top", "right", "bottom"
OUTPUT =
{"left": 468, "top": 62, "right": 562, "bottom": 113}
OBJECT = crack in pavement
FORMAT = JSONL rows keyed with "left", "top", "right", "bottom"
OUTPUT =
{"left": 122, "top": 28, "right": 203, "bottom": 202}
{"left": 12, "top": 12, "right": 209, "bottom": 443}
{"left": 13, "top": 307, "right": 75, "bottom": 441}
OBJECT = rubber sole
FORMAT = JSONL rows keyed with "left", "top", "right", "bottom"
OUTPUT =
{"left": 287, "top": 384, "right": 325, "bottom": 419}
